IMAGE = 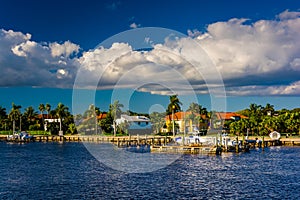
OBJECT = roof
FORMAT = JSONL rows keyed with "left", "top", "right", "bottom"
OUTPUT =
{"left": 215, "top": 112, "right": 247, "bottom": 120}
{"left": 97, "top": 113, "right": 107, "bottom": 120}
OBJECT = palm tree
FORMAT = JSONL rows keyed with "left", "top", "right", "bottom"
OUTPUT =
{"left": 39, "top": 104, "right": 45, "bottom": 130}
{"left": 166, "top": 95, "right": 182, "bottom": 136}
{"left": 55, "top": 103, "right": 69, "bottom": 136}
{"left": 45, "top": 103, "right": 51, "bottom": 118}
{"left": 8, "top": 103, "right": 22, "bottom": 134}
{"left": 0, "top": 106, "right": 7, "bottom": 131}
{"left": 109, "top": 100, "right": 124, "bottom": 137}
{"left": 166, "top": 95, "right": 182, "bottom": 117}
{"left": 263, "top": 103, "right": 275, "bottom": 116}
{"left": 150, "top": 112, "right": 165, "bottom": 134}
{"left": 23, "top": 106, "right": 38, "bottom": 130}
{"left": 83, "top": 104, "right": 100, "bottom": 134}
{"left": 186, "top": 102, "right": 202, "bottom": 132}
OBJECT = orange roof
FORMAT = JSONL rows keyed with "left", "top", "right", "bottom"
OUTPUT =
{"left": 215, "top": 112, "right": 247, "bottom": 120}
{"left": 97, "top": 113, "right": 107, "bottom": 120}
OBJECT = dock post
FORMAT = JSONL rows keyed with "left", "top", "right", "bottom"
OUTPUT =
{"left": 235, "top": 136, "right": 239, "bottom": 153}
{"left": 262, "top": 136, "right": 265, "bottom": 151}
{"left": 117, "top": 138, "right": 120, "bottom": 147}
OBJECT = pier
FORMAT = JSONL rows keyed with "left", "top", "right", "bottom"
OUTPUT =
{"left": 0, "top": 134, "right": 173, "bottom": 146}
{"left": 1, "top": 134, "right": 300, "bottom": 155}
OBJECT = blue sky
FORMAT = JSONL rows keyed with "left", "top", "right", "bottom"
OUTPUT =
{"left": 0, "top": 0, "right": 300, "bottom": 114}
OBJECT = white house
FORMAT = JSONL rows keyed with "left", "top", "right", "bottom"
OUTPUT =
{"left": 116, "top": 114, "right": 152, "bottom": 134}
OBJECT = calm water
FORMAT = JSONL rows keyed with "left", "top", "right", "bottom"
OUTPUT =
{"left": 0, "top": 142, "right": 299, "bottom": 200}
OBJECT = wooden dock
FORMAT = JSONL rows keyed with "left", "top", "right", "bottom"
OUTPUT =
{"left": 1, "top": 134, "right": 299, "bottom": 156}
{"left": 0, "top": 134, "right": 173, "bottom": 146}
{"left": 150, "top": 145, "right": 222, "bottom": 155}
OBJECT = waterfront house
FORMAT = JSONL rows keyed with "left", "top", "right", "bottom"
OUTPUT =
{"left": 163, "top": 112, "right": 209, "bottom": 134}
{"left": 116, "top": 114, "right": 152, "bottom": 134}
{"left": 213, "top": 112, "right": 247, "bottom": 130}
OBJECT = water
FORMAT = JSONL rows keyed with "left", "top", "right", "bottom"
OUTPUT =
{"left": 0, "top": 142, "right": 299, "bottom": 199}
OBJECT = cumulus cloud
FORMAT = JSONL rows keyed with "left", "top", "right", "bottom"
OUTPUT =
{"left": 1, "top": 10, "right": 300, "bottom": 97}
{"left": 50, "top": 41, "right": 80, "bottom": 57}
{"left": 0, "top": 29, "right": 79, "bottom": 88}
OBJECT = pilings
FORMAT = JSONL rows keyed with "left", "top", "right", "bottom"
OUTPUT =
{"left": 2, "top": 135, "right": 173, "bottom": 146}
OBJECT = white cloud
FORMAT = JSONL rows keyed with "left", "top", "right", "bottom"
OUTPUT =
{"left": 0, "top": 29, "right": 79, "bottom": 88}
{"left": 129, "top": 22, "right": 141, "bottom": 29}
{"left": 50, "top": 41, "right": 80, "bottom": 57}
{"left": 1, "top": 10, "right": 300, "bottom": 97}
{"left": 278, "top": 9, "right": 300, "bottom": 20}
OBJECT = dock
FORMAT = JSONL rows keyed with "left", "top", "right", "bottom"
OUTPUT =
{"left": 151, "top": 145, "right": 222, "bottom": 155}
{"left": 0, "top": 134, "right": 172, "bottom": 146}
{"left": 1, "top": 135, "right": 299, "bottom": 155}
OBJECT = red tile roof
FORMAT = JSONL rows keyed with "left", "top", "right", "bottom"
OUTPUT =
{"left": 215, "top": 112, "right": 247, "bottom": 120}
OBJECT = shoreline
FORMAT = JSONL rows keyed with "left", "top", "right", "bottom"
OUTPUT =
{"left": 1, "top": 134, "right": 300, "bottom": 146}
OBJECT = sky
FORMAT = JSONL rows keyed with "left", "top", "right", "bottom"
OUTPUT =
{"left": 0, "top": 0, "right": 300, "bottom": 114}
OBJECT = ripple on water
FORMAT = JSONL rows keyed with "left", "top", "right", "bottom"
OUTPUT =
{"left": 0, "top": 143, "right": 299, "bottom": 199}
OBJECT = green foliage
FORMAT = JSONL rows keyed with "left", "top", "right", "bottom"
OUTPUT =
{"left": 229, "top": 103, "right": 300, "bottom": 136}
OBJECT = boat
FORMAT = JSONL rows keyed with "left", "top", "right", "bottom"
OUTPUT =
{"left": 174, "top": 131, "right": 216, "bottom": 146}
{"left": 7, "top": 131, "right": 34, "bottom": 142}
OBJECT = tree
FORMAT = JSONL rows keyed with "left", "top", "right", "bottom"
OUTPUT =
{"left": 166, "top": 95, "right": 182, "bottom": 117}
{"left": 45, "top": 103, "right": 51, "bottom": 118}
{"left": 23, "top": 106, "right": 38, "bottom": 130}
{"left": 0, "top": 106, "right": 7, "bottom": 131}
{"left": 166, "top": 95, "right": 182, "bottom": 136}
{"left": 186, "top": 102, "right": 206, "bottom": 132}
{"left": 39, "top": 104, "right": 45, "bottom": 130}
{"left": 150, "top": 112, "right": 165, "bottom": 134}
{"left": 68, "top": 123, "right": 77, "bottom": 135}
{"left": 55, "top": 103, "right": 69, "bottom": 136}
{"left": 109, "top": 100, "right": 124, "bottom": 136}
{"left": 262, "top": 103, "right": 275, "bottom": 116}
{"left": 8, "top": 103, "right": 21, "bottom": 134}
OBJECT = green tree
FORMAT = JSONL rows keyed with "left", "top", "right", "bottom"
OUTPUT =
{"left": 166, "top": 95, "right": 182, "bottom": 117}
{"left": 109, "top": 100, "right": 124, "bottom": 136}
{"left": 0, "top": 106, "right": 7, "bottom": 131}
{"left": 39, "top": 104, "right": 45, "bottom": 130}
{"left": 8, "top": 103, "right": 22, "bottom": 134}
{"left": 262, "top": 103, "right": 275, "bottom": 116}
{"left": 23, "top": 106, "right": 38, "bottom": 130}
{"left": 55, "top": 103, "right": 69, "bottom": 135}
{"left": 68, "top": 123, "right": 77, "bottom": 135}
{"left": 166, "top": 95, "right": 182, "bottom": 136}
{"left": 150, "top": 112, "right": 165, "bottom": 134}
{"left": 45, "top": 103, "right": 51, "bottom": 118}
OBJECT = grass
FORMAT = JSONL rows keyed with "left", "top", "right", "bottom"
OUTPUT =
{"left": 0, "top": 130, "right": 51, "bottom": 135}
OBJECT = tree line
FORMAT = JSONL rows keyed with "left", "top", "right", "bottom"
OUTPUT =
{"left": 0, "top": 96, "right": 299, "bottom": 136}
{"left": 228, "top": 103, "right": 300, "bottom": 136}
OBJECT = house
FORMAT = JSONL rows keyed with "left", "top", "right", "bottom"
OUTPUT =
{"left": 116, "top": 114, "right": 152, "bottom": 134}
{"left": 213, "top": 112, "right": 247, "bottom": 129}
{"left": 163, "top": 112, "right": 208, "bottom": 133}
{"left": 215, "top": 112, "right": 247, "bottom": 121}
{"left": 38, "top": 114, "right": 61, "bottom": 131}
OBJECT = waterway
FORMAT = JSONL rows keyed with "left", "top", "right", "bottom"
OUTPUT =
{"left": 0, "top": 142, "right": 299, "bottom": 199}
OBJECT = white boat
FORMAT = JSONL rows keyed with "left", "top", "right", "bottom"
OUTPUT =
{"left": 174, "top": 132, "right": 215, "bottom": 146}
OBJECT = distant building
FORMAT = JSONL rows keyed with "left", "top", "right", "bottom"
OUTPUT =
{"left": 38, "top": 114, "right": 60, "bottom": 131}
{"left": 213, "top": 112, "right": 247, "bottom": 129}
{"left": 214, "top": 112, "right": 247, "bottom": 122}
{"left": 116, "top": 114, "right": 152, "bottom": 134}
